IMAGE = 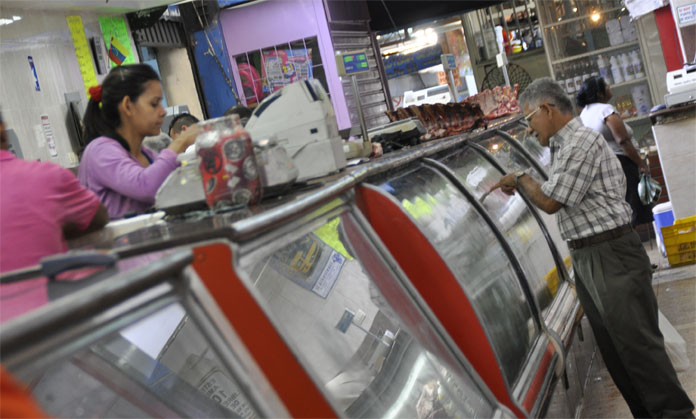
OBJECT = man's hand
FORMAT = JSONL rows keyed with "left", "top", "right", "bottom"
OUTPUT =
{"left": 497, "top": 173, "right": 517, "bottom": 195}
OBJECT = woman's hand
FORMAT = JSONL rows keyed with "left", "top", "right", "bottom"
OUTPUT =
{"left": 639, "top": 160, "right": 649, "bottom": 175}
{"left": 168, "top": 124, "right": 200, "bottom": 154}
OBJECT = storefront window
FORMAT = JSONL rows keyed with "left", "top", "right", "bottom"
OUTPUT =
{"left": 234, "top": 37, "right": 327, "bottom": 107}
{"left": 378, "top": 18, "right": 476, "bottom": 109}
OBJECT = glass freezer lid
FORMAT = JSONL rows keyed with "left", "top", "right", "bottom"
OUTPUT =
{"left": 500, "top": 124, "right": 551, "bottom": 173}
{"left": 476, "top": 135, "right": 547, "bottom": 184}
{"left": 367, "top": 164, "right": 538, "bottom": 387}
{"left": 438, "top": 146, "right": 559, "bottom": 313}
{"left": 2, "top": 253, "right": 269, "bottom": 419}
{"left": 236, "top": 210, "right": 498, "bottom": 418}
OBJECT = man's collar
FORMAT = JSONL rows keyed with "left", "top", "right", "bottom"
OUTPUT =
{"left": 0, "top": 149, "right": 16, "bottom": 161}
{"left": 550, "top": 117, "right": 581, "bottom": 146}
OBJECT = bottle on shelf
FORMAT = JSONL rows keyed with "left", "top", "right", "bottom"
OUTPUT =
{"left": 565, "top": 64, "right": 576, "bottom": 95}
{"left": 591, "top": 60, "right": 600, "bottom": 78}
{"left": 597, "top": 54, "right": 613, "bottom": 84}
{"left": 610, "top": 55, "right": 624, "bottom": 84}
{"left": 582, "top": 60, "right": 592, "bottom": 82}
{"left": 631, "top": 50, "right": 645, "bottom": 78}
{"left": 573, "top": 63, "right": 583, "bottom": 91}
{"left": 621, "top": 53, "right": 635, "bottom": 81}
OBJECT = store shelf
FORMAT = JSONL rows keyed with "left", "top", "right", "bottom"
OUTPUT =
{"left": 551, "top": 41, "right": 640, "bottom": 65}
{"left": 610, "top": 76, "right": 648, "bottom": 89}
{"left": 542, "top": 6, "right": 623, "bottom": 29}
{"left": 475, "top": 46, "right": 546, "bottom": 66}
{"left": 623, "top": 115, "right": 650, "bottom": 123}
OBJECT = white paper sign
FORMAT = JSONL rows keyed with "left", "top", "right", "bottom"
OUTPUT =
{"left": 677, "top": 4, "right": 696, "bottom": 25}
{"left": 625, "top": 0, "right": 668, "bottom": 20}
{"left": 40, "top": 114, "right": 58, "bottom": 157}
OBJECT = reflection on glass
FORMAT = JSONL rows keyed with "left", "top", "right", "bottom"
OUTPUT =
{"left": 478, "top": 136, "right": 545, "bottom": 184}
{"left": 374, "top": 167, "right": 536, "bottom": 386}
{"left": 241, "top": 214, "right": 495, "bottom": 418}
{"left": 441, "top": 147, "right": 558, "bottom": 311}
{"left": 24, "top": 303, "right": 258, "bottom": 418}
{"left": 498, "top": 127, "right": 571, "bottom": 270}
{"left": 504, "top": 125, "right": 551, "bottom": 171}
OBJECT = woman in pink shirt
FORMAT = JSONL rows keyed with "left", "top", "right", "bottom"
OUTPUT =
{"left": 78, "top": 64, "right": 198, "bottom": 219}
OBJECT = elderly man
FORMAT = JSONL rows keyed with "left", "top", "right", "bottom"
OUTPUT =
{"left": 496, "top": 78, "right": 693, "bottom": 418}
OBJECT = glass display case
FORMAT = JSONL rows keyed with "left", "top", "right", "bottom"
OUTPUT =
{"left": 365, "top": 163, "right": 540, "bottom": 387}
{"left": 2, "top": 115, "right": 586, "bottom": 418}
{"left": 234, "top": 206, "right": 506, "bottom": 418}
{"left": 538, "top": 0, "right": 655, "bottom": 143}
{"left": 0, "top": 251, "right": 282, "bottom": 419}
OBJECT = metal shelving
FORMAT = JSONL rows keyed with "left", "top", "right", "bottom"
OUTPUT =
{"left": 551, "top": 41, "right": 640, "bottom": 65}
{"left": 541, "top": 6, "right": 623, "bottom": 29}
{"left": 611, "top": 76, "right": 647, "bottom": 89}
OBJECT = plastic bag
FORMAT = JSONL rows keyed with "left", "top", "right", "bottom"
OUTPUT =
{"left": 638, "top": 173, "right": 661, "bottom": 205}
{"left": 658, "top": 310, "right": 690, "bottom": 372}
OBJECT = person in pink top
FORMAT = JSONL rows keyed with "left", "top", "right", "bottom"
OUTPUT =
{"left": 78, "top": 64, "right": 198, "bottom": 219}
{"left": 0, "top": 112, "right": 109, "bottom": 322}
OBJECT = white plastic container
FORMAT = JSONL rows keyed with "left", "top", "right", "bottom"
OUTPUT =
{"left": 631, "top": 84, "right": 652, "bottom": 116}
{"left": 653, "top": 201, "right": 674, "bottom": 257}
{"left": 610, "top": 55, "right": 624, "bottom": 84}
{"left": 631, "top": 50, "right": 645, "bottom": 78}
{"left": 573, "top": 67, "right": 583, "bottom": 92}
{"left": 606, "top": 19, "right": 621, "bottom": 33}
{"left": 609, "top": 31, "right": 625, "bottom": 46}
{"left": 621, "top": 53, "right": 635, "bottom": 81}
{"left": 597, "top": 55, "right": 613, "bottom": 84}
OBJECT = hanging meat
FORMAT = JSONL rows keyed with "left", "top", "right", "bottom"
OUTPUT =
{"left": 385, "top": 101, "right": 486, "bottom": 142}
{"left": 463, "top": 84, "right": 521, "bottom": 120}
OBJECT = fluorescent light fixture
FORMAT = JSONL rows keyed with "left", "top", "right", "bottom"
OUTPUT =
{"left": 0, "top": 15, "right": 21, "bottom": 26}
{"left": 381, "top": 28, "right": 438, "bottom": 56}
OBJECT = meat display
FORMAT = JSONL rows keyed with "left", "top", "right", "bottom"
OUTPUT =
{"left": 463, "top": 84, "right": 520, "bottom": 120}
{"left": 385, "top": 84, "right": 521, "bottom": 142}
{"left": 385, "top": 102, "right": 486, "bottom": 141}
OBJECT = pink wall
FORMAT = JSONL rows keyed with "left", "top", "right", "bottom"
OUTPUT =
{"left": 220, "top": 0, "right": 350, "bottom": 130}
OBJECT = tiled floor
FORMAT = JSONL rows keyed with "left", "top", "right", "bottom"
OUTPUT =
{"left": 579, "top": 240, "right": 696, "bottom": 418}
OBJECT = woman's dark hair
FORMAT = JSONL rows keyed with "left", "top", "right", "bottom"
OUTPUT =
{"left": 82, "top": 64, "right": 160, "bottom": 152}
{"left": 576, "top": 76, "right": 608, "bottom": 108}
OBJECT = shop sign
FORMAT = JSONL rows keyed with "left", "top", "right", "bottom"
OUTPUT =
{"left": 383, "top": 44, "right": 443, "bottom": 79}
{"left": 676, "top": 3, "right": 696, "bottom": 25}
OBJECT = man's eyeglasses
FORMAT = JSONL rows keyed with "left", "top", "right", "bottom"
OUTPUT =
{"left": 520, "top": 103, "right": 554, "bottom": 126}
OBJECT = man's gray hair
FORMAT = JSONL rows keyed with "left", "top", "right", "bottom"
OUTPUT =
{"left": 519, "top": 78, "right": 573, "bottom": 115}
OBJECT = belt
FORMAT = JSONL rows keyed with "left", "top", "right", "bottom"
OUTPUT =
{"left": 568, "top": 224, "right": 633, "bottom": 250}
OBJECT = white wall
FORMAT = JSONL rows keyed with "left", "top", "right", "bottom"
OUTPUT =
{"left": 157, "top": 47, "right": 204, "bottom": 121}
{"left": 0, "top": 8, "right": 137, "bottom": 167}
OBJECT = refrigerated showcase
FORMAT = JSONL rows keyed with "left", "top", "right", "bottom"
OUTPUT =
{"left": 1, "top": 115, "right": 591, "bottom": 418}
{"left": 231, "top": 203, "right": 510, "bottom": 418}
{"left": 0, "top": 251, "right": 286, "bottom": 418}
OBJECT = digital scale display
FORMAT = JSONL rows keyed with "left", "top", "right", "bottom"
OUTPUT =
{"left": 337, "top": 51, "right": 369, "bottom": 76}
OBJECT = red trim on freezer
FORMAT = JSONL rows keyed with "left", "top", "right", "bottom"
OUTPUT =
{"left": 192, "top": 243, "right": 337, "bottom": 419}
{"left": 522, "top": 343, "right": 555, "bottom": 411}
{"left": 655, "top": 5, "right": 684, "bottom": 71}
{"left": 356, "top": 186, "right": 525, "bottom": 418}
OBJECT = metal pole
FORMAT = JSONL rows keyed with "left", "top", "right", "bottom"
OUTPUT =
{"left": 447, "top": 69, "right": 459, "bottom": 102}
{"left": 502, "top": 63, "right": 511, "bottom": 87}
{"left": 351, "top": 74, "right": 369, "bottom": 144}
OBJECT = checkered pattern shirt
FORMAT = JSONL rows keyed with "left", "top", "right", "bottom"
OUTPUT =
{"left": 541, "top": 118, "right": 631, "bottom": 240}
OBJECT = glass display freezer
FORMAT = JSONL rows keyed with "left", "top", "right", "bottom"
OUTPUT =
{"left": 1, "top": 114, "right": 592, "bottom": 418}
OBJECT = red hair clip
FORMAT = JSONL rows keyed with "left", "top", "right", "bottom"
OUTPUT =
{"left": 88, "top": 85, "right": 102, "bottom": 103}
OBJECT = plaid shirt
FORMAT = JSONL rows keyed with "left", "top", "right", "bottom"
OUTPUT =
{"left": 541, "top": 118, "right": 631, "bottom": 240}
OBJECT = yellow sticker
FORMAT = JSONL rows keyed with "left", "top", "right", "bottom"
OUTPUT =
{"left": 66, "top": 16, "right": 98, "bottom": 99}
{"left": 314, "top": 217, "right": 353, "bottom": 260}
